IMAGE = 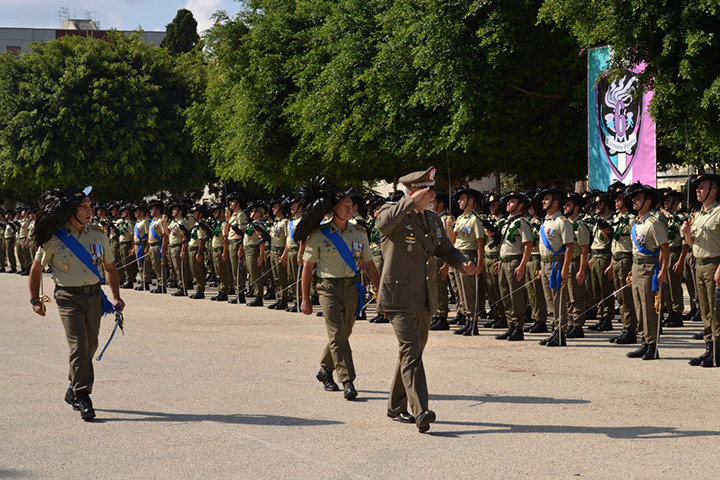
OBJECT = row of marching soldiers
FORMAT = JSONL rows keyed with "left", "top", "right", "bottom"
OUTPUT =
{"left": 365, "top": 176, "right": 719, "bottom": 366}
{"left": 87, "top": 194, "right": 310, "bottom": 311}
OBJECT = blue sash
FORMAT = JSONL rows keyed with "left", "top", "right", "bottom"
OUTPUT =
{"left": 289, "top": 219, "right": 296, "bottom": 242}
{"left": 320, "top": 226, "right": 365, "bottom": 316}
{"left": 631, "top": 223, "right": 661, "bottom": 292}
{"left": 54, "top": 229, "right": 116, "bottom": 316}
{"left": 150, "top": 220, "right": 162, "bottom": 258}
{"left": 134, "top": 223, "right": 148, "bottom": 265}
{"left": 540, "top": 223, "right": 566, "bottom": 290}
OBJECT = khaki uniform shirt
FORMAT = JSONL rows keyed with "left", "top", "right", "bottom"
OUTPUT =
{"left": 271, "top": 217, "right": 288, "bottom": 249}
{"left": 499, "top": 214, "right": 533, "bottom": 257}
{"left": 134, "top": 218, "right": 150, "bottom": 244}
{"left": 690, "top": 201, "right": 720, "bottom": 259}
{"left": 243, "top": 221, "right": 263, "bottom": 247}
{"left": 16, "top": 218, "right": 28, "bottom": 239}
{"left": 35, "top": 223, "right": 115, "bottom": 287}
{"left": 285, "top": 215, "right": 301, "bottom": 249}
{"left": 540, "top": 211, "right": 574, "bottom": 256}
{"left": 591, "top": 212, "right": 613, "bottom": 250}
{"left": 568, "top": 215, "right": 591, "bottom": 259}
{"left": 211, "top": 220, "right": 227, "bottom": 249}
{"left": 169, "top": 216, "right": 195, "bottom": 246}
{"left": 611, "top": 211, "right": 635, "bottom": 254}
{"left": 485, "top": 215, "right": 505, "bottom": 256}
{"left": 303, "top": 222, "right": 371, "bottom": 279}
{"left": 529, "top": 217, "right": 542, "bottom": 255}
{"left": 453, "top": 212, "right": 485, "bottom": 251}
{"left": 665, "top": 209, "right": 688, "bottom": 249}
{"left": 632, "top": 212, "right": 668, "bottom": 258}
{"left": 228, "top": 210, "right": 248, "bottom": 242}
{"left": 116, "top": 218, "right": 134, "bottom": 243}
{"left": 5, "top": 222, "right": 16, "bottom": 240}
{"left": 188, "top": 222, "right": 207, "bottom": 249}
{"left": 149, "top": 217, "right": 165, "bottom": 245}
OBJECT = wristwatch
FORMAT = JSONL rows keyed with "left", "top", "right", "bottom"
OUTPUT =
{"left": 30, "top": 298, "right": 41, "bottom": 306}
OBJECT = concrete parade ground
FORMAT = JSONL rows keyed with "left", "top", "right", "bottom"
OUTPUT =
{"left": 2, "top": 271, "right": 720, "bottom": 479}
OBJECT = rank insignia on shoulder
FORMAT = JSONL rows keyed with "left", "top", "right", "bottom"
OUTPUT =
{"left": 91, "top": 225, "right": 104, "bottom": 233}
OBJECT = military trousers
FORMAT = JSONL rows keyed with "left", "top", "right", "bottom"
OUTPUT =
{"left": 169, "top": 244, "right": 191, "bottom": 289}
{"left": 387, "top": 310, "right": 432, "bottom": 417}
{"left": 228, "top": 240, "right": 245, "bottom": 293}
{"left": 270, "top": 249, "right": 289, "bottom": 301}
{"left": 188, "top": 247, "right": 206, "bottom": 292}
{"left": 567, "top": 258, "right": 588, "bottom": 328}
{"left": 55, "top": 288, "right": 102, "bottom": 394}
{"left": 118, "top": 241, "right": 137, "bottom": 284}
{"left": 245, "top": 245, "right": 265, "bottom": 297}
{"left": 16, "top": 238, "right": 31, "bottom": 270}
{"left": 590, "top": 254, "right": 614, "bottom": 320}
{"left": 5, "top": 238, "right": 16, "bottom": 270}
{"left": 525, "top": 256, "right": 546, "bottom": 323}
{"left": 0, "top": 240, "right": 5, "bottom": 269}
{"left": 212, "top": 247, "right": 231, "bottom": 294}
{"left": 696, "top": 261, "right": 720, "bottom": 343}
{"left": 435, "top": 265, "right": 450, "bottom": 318}
{"left": 663, "top": 249, "right": 684, "bottom": 314}
{"left": 453, "top": 251, "right": 481, "bottom": 318}
{"left": 631, "top": 262, "right": 660, "bottom": 345}
{"left": 499, "top": 258, "right": 526, "bottom": 328}
{"left": 287, "top": 247, "right": 300, "bottom": 302}
{"left": 135, "top": 242, "right": 153, "bottom": 284}
{"left": 149, "top": 243, "right": 168, "bottom": 287}
{"left": 612, "top": 256, "right": 636, "bottom": 329}
{"left": 540, "top": 260, "right": 569, "bottom": 331}
{"left": 485, "top": 255, "right": 503, "bottom": 318}
{"left": 318, "top": 281, "right": 359, "bottom": 384}
{"left": 684, "top": 249, "right": 699, "bottom": 308}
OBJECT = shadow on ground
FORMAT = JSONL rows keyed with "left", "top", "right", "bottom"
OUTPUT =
{"left": 430, "top": 393, "right": 590, "bottom": 405}
{"left": 95, "top": 409, "right": 343, "bottom": 427}
{"left": 431, "top": 420, "right": 720, "bottom": 439}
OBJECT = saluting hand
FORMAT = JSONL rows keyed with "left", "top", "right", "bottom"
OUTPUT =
{"left": 411, "top": 187, "right": 435, "bottom": 211}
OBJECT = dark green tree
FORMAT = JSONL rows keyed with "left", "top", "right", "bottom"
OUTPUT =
{"left": 161, "top": 8, "right": 200, "bottom": 56}
{"left": 0, "top": 31, "right": 208, "bottom": 201}
{"left": 539, "top": 0, "right": 720, "bottom": 170}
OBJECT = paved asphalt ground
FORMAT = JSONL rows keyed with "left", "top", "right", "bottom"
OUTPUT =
{"left": 2, "top": 271, "right": 720, "bottom": 479}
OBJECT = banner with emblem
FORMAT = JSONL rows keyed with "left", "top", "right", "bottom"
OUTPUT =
{"left": 588, "top": 46, "right": 656, "bottom": 190}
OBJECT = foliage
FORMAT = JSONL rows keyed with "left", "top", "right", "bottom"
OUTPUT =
{"left": 0, "top": 31, "right": 208, "bottom": 201}
{"left": 539, "top": 0, "right": 720, "bottom": 170}
{"left": 161, "top": 8, "right": 201, "bottom": 56}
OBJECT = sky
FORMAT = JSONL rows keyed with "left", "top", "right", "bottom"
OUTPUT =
{"left": 0, "top": 0, "right": 243, "bottom": 33}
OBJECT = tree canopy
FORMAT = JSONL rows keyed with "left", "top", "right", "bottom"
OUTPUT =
{"left": 161, "top": 8, "right": 201, "bottom": 56}
{"left": 539, "top": 0, "right": 720, "bottom": 169}
{"left": 188, "top": 0, "right": 588, "bottom": 189}
{"left": 0, "top": 31, "right": 209, "bottom": 202}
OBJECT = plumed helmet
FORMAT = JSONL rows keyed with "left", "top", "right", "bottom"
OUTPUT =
{"left": 293, "top": 177, "right": 349, "bottom": 243}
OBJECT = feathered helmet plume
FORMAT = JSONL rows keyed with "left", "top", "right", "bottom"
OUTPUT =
{"left": 293, "top": 177, "right": 348, "bottom": 243}
{"left": 33, "top": 186, "right": 91, "bottom": 247}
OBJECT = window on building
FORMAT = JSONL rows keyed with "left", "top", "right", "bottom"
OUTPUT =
{"left": 6, "top": 46, "right": 21, "bottom": 55}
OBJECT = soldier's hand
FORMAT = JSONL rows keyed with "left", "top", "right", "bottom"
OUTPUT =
{"left": 180, "top": 251, "right": 186, "bottom": 260}
{"left": 658, "top": 270, "right": 667, "bottom": 287}
{"left": 411, "top": 187, "right": 434, "bottom": 211}
{"left": 561, "top": 266, "right": 570, "bottom": 282}
{"left": 604, "top": 265, "right": 613, "bottom": 280}
{"left": 460, "top": 261, "right": 473, "bottom": 276}
{"left": 257, "top": 256, "right": 263, "bottom": 267}
{"left": 225, "top": 210, "right": 231, "bottom": 221}
{"left": 439, "top": 263, "right": 449, "bottom": 280}
{"left": 576, "top": 270, "right": 585, "bottom": 285}
{"left": 32, "top": 304, "right": 45, "bottom": 317}
{"left": 280, "top": 254, "right": 288, "bottom": 267}
{"left": 196, "top": 253, "right": 203, "bottom": 264}
{"left": 672, "top": 260, "right": 683, "bottom": 275}
{"left": 301, "top": 297, "right": 313, "bottom": 315}
{"left": 475, "top": 262, "right": 483, "bottom": 276}
{"left": 680, "top": 220, "right": 691, "bottom": 237}
{"left": 222, "top": 251, "right": 228, "bottom": 261}
{"left": 114, "top": 298, "right": 126, "bottom": 312}
{"left": 514, "top": 263, "right": 525, "bottom": 281}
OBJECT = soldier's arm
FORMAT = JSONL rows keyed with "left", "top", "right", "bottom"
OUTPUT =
{"left": 300, "top": 261, "right": 315, "bottom": 315}
{"left": 375, "top": 196, "right": 415, "bottom": 235}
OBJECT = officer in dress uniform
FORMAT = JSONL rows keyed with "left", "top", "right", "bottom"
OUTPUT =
{"left": 226, "top": 193, "right": 248, "bottom": 304}
{"left": 623, "top": 183, "right": 669, "bottom": 360}
{"left": 448, "top": 188, "right": 485, "bottom": 336}
{"left": 495, "top": 192, "right": 533, "bottom": 341}
{"left": 537, "top": 188, "right": 574, "bottom": 347}
{"left": 563, "top": 193, "right": 591, "bottom": 338}
{"left": 28, "top": 186, "right": 125, "bottom": 421}
{"left": 210, "top": 203, "right": 231, "bottom": 302}
{"left": 605, "top": 184, "right": 638, "bottom": 344}
{"left": 660, "top": 189, "right": 688, "bottom": 327}
{"left": 188, "top": 204, "right": 210, "bottom": 299}
{"left": 587, "top": 193, "right": 615, "bottom": 332}
{"left": 132, "top": 204, "right": 153, "bottom": 291}
{"left": 375, "top": 167, "right": 473, "bottom": 433}
{"left": 296, "top": 178, "right": 380, "bottom": 401}
{"left": 682, "top": 173, "right": 720, "bottom": 366}
{"left": 268, "top": 197, "right": 290, "bottom": 310}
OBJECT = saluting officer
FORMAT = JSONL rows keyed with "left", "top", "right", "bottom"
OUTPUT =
{"left": 625, "top": 183, "right": 669, "bottom": 360}
{"left": 375, "top": 167, "right": 473, "bottom": 433}
{"left": 28, "top": 186, "right": 125, "bottom": 421}
{"left": 682, "top": 173, "right": 720, "bottom": 367}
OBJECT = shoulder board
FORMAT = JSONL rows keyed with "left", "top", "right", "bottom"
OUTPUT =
{"left": 91, "top": 225, "right": 105, "bottom": 233}
{"left": 647, "top": 216, "right": 658, "bottom": 224}
{"left": 558, "top": 215, "right": 568, "bottom": 222}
